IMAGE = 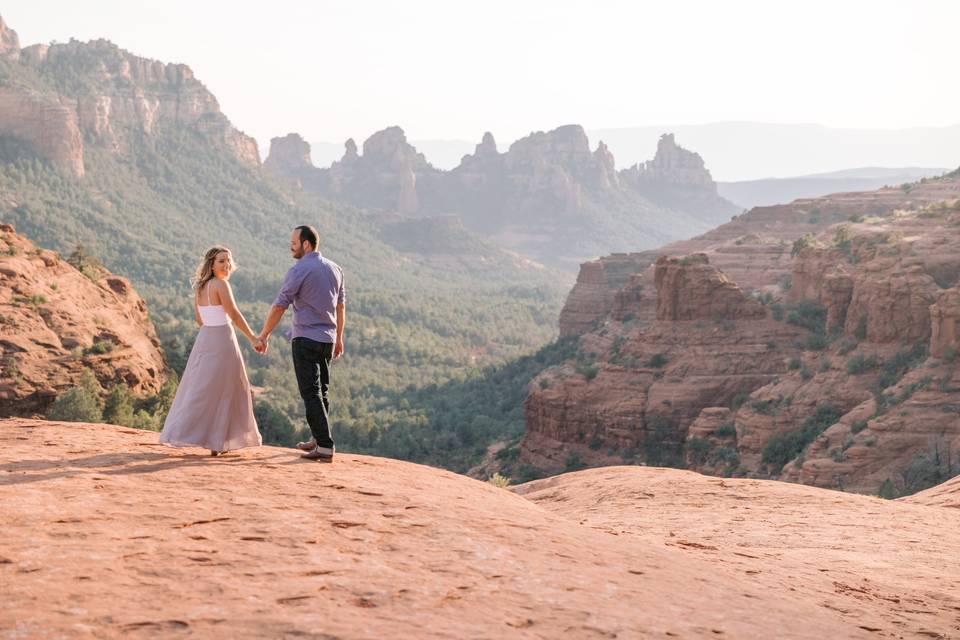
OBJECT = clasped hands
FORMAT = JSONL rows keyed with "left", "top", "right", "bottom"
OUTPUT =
{"left": 249, "top": 334, "right": 343, "bottom": 358}
{"left": 250, "top": 334, "right": 269, "bottom": 354}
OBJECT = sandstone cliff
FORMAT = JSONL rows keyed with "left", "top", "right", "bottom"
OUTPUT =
{"left": 4, "top": 418, "right": 959, "bottom": 637}
{"left": 263, "top": 132, "right": 313, "bottom": 180}
{"left": 0, "top": 224, "right": 166, "bottom": 416}
{"left": 0, "top": 86, "right": 85, "bottom": 177}
{"left": 524, "top": 252, "right": 804, "bottom": 473}
{"left": 0, "top": 14, "right": 20, "bottom": 57}
{"left": 559, "top": 175, "right": 960, "bottom": 334}
{"left": 265, "top": 124, "right": 737, "bottom": 270}
{"left": 0, "top": 17, "right": 259, "bottom": 173}
{"left": 621, "top": 133, "right": 734, "bottom": 225}
{"left": 524, "top": 176, "right": 960, "bottom": 496}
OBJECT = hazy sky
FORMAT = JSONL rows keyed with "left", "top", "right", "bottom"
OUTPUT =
{"left": 3, "top": 0, "right": 957, "bottom": 155}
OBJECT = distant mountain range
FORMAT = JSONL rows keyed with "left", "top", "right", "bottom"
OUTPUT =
{"left": 273, "top": 128, "right": 738, "bottom": 271}
{"left": 312, "top": 122, "right": 960, "bottom": 183}
{"left": 718, "top": 167, "right": 949, "bottom": 210}
{"left": 588, "top": 123, "right": 960, "bottom": 181}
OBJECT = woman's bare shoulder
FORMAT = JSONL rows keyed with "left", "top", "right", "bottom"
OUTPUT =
{"left": 211, "top": 278, "right": 234, "bottom": 302}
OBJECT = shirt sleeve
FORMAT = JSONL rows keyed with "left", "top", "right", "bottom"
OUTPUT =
{"left": 337, "top": 267, "right": 346, "bottom": 306}
{"left": 273, "top": 265, "right": 304, "bottom": 309}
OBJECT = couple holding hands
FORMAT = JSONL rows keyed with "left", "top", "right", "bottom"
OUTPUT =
{"left": 159, "top": 225, "right": 345, "bottom": 462}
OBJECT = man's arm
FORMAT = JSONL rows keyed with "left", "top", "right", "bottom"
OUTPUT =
{"left": 259, "top": 305, "right": 287, "bottom": 343}
{"left": 258, "top": 265, "right": 302, "bottom": 353}
{"left": 333, "top": 303, "right": 345, "bottom": 358}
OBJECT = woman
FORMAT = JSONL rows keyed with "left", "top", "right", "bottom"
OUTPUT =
{"left": 160, "top": 246, "right": 263, "bottom": 455}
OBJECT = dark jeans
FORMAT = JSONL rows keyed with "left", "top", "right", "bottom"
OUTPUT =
{"left": 291, "top": 337, "right": 334, "bottom": 449}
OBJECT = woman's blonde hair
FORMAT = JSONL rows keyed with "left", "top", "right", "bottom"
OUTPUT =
{"left": 191, "top": 245, "right": 235, "bottom": 293}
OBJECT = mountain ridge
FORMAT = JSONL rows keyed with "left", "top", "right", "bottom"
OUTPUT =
{"left": 267, "top": 127, "right": 738, "bottom": 270}
{"left": 509, "top": 174, "right": 960, "bottom": 496}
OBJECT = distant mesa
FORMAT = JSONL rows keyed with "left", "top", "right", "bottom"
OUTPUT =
{"left": 264, "top": 133, "right": 313, "bottom": 176}
{"left": 0, "top": 16, "right": 260, "bottom": 177}
{"left": 265, "top": 124, "right": 738, "bottom": 270}
{"left": 473, "top": 131, "right": 498, "bottom": 157}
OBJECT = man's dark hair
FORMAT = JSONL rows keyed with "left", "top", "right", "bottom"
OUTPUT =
{"left": 295, "top": 225, "right": 319, "bottom": 250}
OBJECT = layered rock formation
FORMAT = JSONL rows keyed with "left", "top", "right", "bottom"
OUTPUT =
{"left": 931, "top": 288, "right": 960, "bottom": 358}
{"left": 524, "top": 176, "right": 960, "bottom": 495}
{"left": 0, "top": 17, "right": 259, "bottom": 172}
{"left": 558, "top": 177, "right": 960, "bottom": 337}
{"left": 558, "top": 251, "right": 659, "bottom": 335}
{"left": 0, "top": 224, "right": 166, "bottom": 416}
{"left": 263, "top": 132, "right": 314, "bottom": 182}
{"left": 621, "top": 133, "right": 733, "bottom": 224}
{"left": 524, "top": 253, "right": 805, "bottom": 472}
{"left": 0, "top": 14, "right": 20, "bottom": 56}
{"left": 329, "top": 126, "right": 434, "bottom": 214}
{"left": 0, "top": 87, "right": 85, "bottom": 177}
{"left": 5, "top": 419, "right": 960, "bottom": 637}
{"left": 654, "top": 254, "right": 766, "bottom": 321}
{"left": 265, "top": 124, "right": 738, "bottom": 270}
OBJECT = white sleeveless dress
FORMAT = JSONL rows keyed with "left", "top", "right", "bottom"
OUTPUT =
{"left": 159, "top": 289, "right": 261, "bottom": 452}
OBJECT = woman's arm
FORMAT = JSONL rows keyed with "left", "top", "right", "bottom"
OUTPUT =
{"left": 194, "top": 289, "right": 202, "bottom": 327}
{"left": 213, "top": 280, "right": 258, "bottom": 344}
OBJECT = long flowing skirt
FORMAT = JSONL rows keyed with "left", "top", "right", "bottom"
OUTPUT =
{"left": 160, "top": 324, "right": 262, "bottom": 451}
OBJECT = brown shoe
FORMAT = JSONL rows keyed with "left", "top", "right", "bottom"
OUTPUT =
{"left": 296, "top": 438, "right": 317, "bottom": 452}
{"left": 301, "top": 445, "right": 334, "bottom": 462}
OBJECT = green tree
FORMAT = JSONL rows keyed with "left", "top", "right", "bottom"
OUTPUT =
{"left": 103, "top": 384, "right": 136, "bottom": 427}
{"left": 47, "top": 371, "right": 103, "bottom": 422}
{"left": 254, "top": 400, "right": 301, "bottom": 447}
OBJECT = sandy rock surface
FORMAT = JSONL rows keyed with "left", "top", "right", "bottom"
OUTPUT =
{"left": 6, "top": 419, "right": 953, "bottom": 638}
{"left": 517, "top": 466, "right": 960, "bottom": 639}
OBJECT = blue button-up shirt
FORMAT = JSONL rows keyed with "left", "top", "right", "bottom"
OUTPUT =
{"left": 273, "top": 251, "right": 345, "bottom": 344}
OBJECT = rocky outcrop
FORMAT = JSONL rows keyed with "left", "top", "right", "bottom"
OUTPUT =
{"left": 524, "top": 253, "right": 805, "bottom": 472}
{"left": 0, "top": 87, "right": 85, "bottom": 177}
{"left": 842, "top": 262, "right": 939, "bottom": 344}
{"left": 296, "top": 126, "right": 437, "bottom": 215}
{"left": 622, "top": 133, "right": 714, "bottom": 189}
{"left": 264, "top": 133, "right": 314, "bottom": 178}
{"left": 930, "top": 288, "right": 960, "bottom": 358}
{"left": 34, "top": 39, "right": 261, "bottom": 165}
{"left": 523, "top": 178, "right": 960, "bottom": 495}
{"left": 558, "top": 252, "right": 659, "bottom": 335}
{"left": 266, "top": 125, "right": 734, "bottom": 270}
{"left": 653, "top": 254, "right": 766, "bottom": 321}
{"left": 0, "top": 224, "right": 166, "bottom": 416}
{"left": 683, "top": 407, "right": 736, "bottom": 473}
{"left": 0, "top": 21, "right": 259, "bottom": 169}
{"left": 620, "top": 133, "right": 737, "bottom": 225}
{"left": 0, "top": 15, "right": 19, "bottom": 56}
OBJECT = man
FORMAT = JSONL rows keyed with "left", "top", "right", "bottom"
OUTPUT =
{"left": 257, "top": 225, "right": 345, "bottom": 462}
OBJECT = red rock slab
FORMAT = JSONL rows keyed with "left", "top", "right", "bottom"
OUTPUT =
{"left": 516, "top": 465, "right": 960, "bottom": 639}
{"left": 1, "top": 419, "right": 887, "bottom": 639}
{"left": 904, "top": 474, "right": 960, "bottom": 509}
